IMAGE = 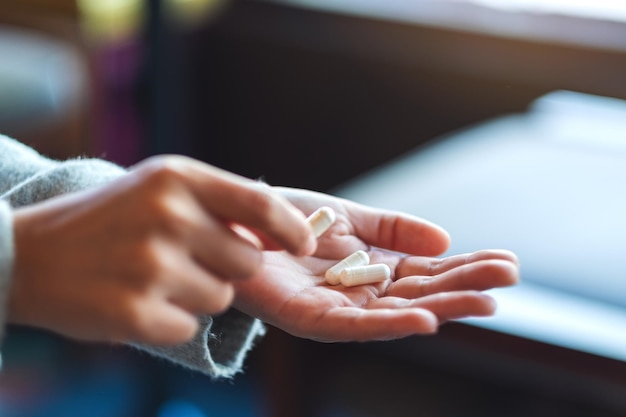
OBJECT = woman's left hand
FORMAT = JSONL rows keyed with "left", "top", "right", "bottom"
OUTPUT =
{"left": 233, "top": 188, "right": 519, "bottom": 342}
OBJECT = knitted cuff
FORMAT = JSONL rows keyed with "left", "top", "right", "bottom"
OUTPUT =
{"left": 130, "top": 311, "right": 266, "bottom": 379}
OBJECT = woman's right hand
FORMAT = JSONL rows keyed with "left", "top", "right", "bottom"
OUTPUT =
{"left": 9, "top": 155, "right": 316, "bottom": 346}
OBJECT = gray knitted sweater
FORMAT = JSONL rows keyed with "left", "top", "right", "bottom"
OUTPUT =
{"left": 0, "top": 135, "right": 265, "bottom": 378}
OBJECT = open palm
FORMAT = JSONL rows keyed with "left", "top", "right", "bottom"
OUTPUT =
{"left": 234, "top": 188, "right": 519, "bottom": 342}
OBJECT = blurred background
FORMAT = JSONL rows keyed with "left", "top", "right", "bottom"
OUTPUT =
{"left": 1, "top": 0, "right": 625, "bottom": 416}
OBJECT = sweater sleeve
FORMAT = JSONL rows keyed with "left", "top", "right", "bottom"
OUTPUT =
{"left": 0, "top": 201, "right": 13, "bottom": 370}
{"left": 0, "top": 135, "right": 127, "bottom": 207}
{"left": 0, "top": 134, "right": 265, "bottom": 378}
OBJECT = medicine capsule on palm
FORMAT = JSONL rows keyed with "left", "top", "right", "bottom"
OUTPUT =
{"left": 306, "top": 206, "right": 336, "bottom": 238}
{"left": 339, "top": 264, "right": 391, "bottom": 287}
{"left": 325, "top": 250, "right": 370, "bottom": 285}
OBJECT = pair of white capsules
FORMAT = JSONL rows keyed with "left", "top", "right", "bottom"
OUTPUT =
{"left": 306, "top": 207, "right": 391, "bottom": 287}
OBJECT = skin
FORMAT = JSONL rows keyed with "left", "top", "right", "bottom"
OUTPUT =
{"left": 8, "top": 155, "right": 519, "bottom": 347}
{"left": 9, "top": 155, "right": 316, "bottom": 346}
{"left": 234, "top": 187, "right": 519, "bottom": 342}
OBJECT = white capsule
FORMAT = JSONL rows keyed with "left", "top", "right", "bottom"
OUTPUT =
{"left": 325, "top": 250, "right": 370, "bottom": 285}
{"left": 306, "top": 206, "right": 336, "bottom": 238}
{"left": 339, "top": 264, "right": 391, "bottom": 287}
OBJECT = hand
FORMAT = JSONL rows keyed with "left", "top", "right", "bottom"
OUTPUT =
{"left": 9, "top": 156, "right": 316, "bottom": 345}
{"left": 233, "top": 187, "right": 519, "bottom": 342}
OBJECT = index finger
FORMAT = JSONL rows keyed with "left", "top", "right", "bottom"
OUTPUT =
{"left": 172, "top": 157, "right": 317, "bottom": 256}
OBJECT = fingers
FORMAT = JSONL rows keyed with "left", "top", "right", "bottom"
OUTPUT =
{"left": 368, "top": 292, "right": 497, "bottom": 323}
{"left": 199, "top": 180, "right": 315, "bottom": 256}
{"left": 131, "top": 156, "right": 315, "bottom": 257}
{"left": 289, "top": 291, "right": 494, "bottom": 342}
{"left": 349, "top": 205, "right": 450, "bottom": 256}
{"left": 306, "top": 250, "right": 516, "bottom": 341}
{"left": 121, "top": 302, "right": 201, "bottom": 346}
{"left": 387, "top": 258, "right": 519, "bottom": 299}
{"left": 140, "top": 186, "right": 265, "bottom": 281}
{"left": 189, "top": 217, "right": 264, "bottom": 281}
{"left": 300, "top": 307, "right": 438, "bottom": 342}
{"left": 164, "top": 256, "right": 235, "bottom": 314}
{"left": 109, "top": 256, "right": 234, "bottom": 345}
{"left": 151, "top": 156, "right": 316, "bottom": 256}
{"left": 396, "top": 249, "right": 519, "bottom": 277}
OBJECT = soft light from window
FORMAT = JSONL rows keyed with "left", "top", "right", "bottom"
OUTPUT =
{"left": 472, "top": 0, "right": 626, "bottom": 22}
